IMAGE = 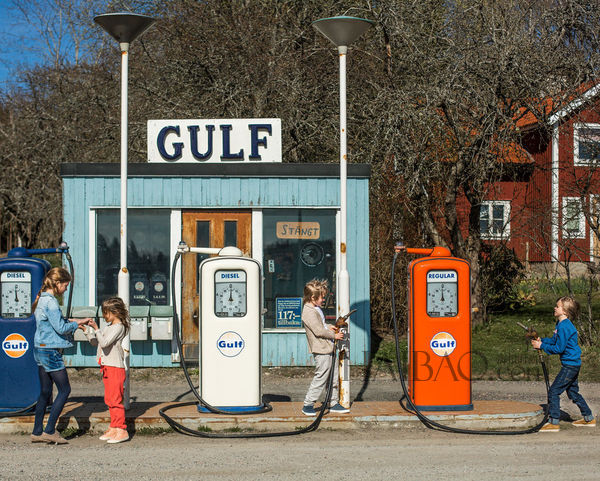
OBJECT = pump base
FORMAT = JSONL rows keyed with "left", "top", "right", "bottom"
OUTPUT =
{"left": 414, "top": 403, "right": 473, "bottom": 411}
{"left": 196, "top": 404, "right": 268, "bottom": 414}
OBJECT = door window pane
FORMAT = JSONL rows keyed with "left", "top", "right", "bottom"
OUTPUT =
{"left": 96, "top": 209, "right": 171, "bottom": 306}
{"left": 196, "top": 220, "right": 211, "bottom": 277}
{"left": 224, "top": 221, "right": 237, "bottom": 247}
{"left": 262, "top": 209, "right": 336, "bottom": 329}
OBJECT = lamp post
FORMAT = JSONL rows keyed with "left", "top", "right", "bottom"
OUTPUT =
{"left": 94, "top": 12, "right": 155, "bottom": 409}
{"left": 312, "top": 16, "right": 373, "bottom": 409}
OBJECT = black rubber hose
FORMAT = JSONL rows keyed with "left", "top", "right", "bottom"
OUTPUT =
{"left": 158, "top": 250, "right": 338, "bottom": 438}
{"left": 65, "top": 252, "right": 74, "bottom": 319}
{"left": 391, "top": 250, "right": 550, "bottom": 434}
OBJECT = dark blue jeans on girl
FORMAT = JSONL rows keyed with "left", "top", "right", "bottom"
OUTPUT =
{"left": 547, "top": 365, "right": 593, "bottom": 424}
{"left": 32, "top": 348, "right": 71, "bottom": 436}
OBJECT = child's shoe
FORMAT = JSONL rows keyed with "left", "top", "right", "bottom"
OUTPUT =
{"left": 106, "top": 428, "right": 129, "bottom": 444}
{"left": 30, "top": 433, "right": 46, "bottom": 443}
{"left": 539, "top": 422, "right": 560, "bottom": 432}
{"left": 40, "top": 431, "right": 69, "bottom": 444}
{"left": 572, "top": 418, "right": 596, "bottom": 427}
{"left": 329, "top": 403, "right": 350, "bottom": 414}
{"left": 99, "top": 428, "right": 116, "bottom": 440}
{"left": 302, "top": 405, "right": 317, "bottom": 416}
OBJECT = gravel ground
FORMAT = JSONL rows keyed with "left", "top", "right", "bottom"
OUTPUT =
{"left": 2, "top": 368, "right": 598, "bottom": 480}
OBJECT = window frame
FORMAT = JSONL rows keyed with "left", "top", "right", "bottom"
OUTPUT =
{"left": 89, "top": 207, "right": 181, "bottom": 306}
{"left": 479, "top": 200, "right": 511, "bottom": 240}
{"left": 573, "top": 123, "right": 600, "bottom": 166}
{"left": 562, "top": 197, "right": 586, "bottom": 239}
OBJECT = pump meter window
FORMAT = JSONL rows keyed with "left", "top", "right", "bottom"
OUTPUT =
{"left": 426, "top": 270, "right": 458, "bottom": 317}
{"left": 214, "top": 270, "right": 247, "bottom": 318}
{"left": 1, "top": 271, "right": 32, "bottom": 319}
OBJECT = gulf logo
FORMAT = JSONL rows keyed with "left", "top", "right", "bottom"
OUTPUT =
{"left": 216, "top": 331, "right": 245, "bottom": 357}
{"left": 429, "top": 332, "right": 456, "bottom": 357}
{"left": 2, "top": 333, "right": 29, "bottom": 359}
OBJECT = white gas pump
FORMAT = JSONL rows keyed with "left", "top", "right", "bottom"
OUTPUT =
{"left": 198, "top": 249, "right": 262, "bottom": 411}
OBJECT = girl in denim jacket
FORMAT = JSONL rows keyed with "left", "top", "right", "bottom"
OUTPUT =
{"left": 31, "top": 267, "right": 89, "bottom": 444}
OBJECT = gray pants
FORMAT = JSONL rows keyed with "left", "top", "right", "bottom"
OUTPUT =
{"left": 303, "top": 353, "right": 339, "bottom": 407}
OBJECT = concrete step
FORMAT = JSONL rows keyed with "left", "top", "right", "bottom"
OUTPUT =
{"left": 0, "top": 400, "right": 543, "bottom": 434}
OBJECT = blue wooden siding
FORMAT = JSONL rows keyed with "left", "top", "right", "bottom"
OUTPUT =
{"left": 62, "top": 168, "right": 370, "bottom": 368}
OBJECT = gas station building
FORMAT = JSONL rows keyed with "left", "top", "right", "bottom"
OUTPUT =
{"left": 59, "top": 145, "right": 371, "bottom": 368}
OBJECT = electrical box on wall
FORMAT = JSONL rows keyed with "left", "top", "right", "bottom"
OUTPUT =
{"left": 129, "top": 306, "right": 150, "bottom": 341}
{"left": 150, "top": 306, "right": 173, "bottom": 340}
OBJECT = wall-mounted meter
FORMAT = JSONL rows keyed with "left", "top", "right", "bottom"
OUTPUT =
{"left": 1, "top": 272, "right": 32, "bottom": 319}
{"left": 198, "top": 254, "right": 262, "bottom": 410}
{"left": 406, "top": 247, "right": 472, "bottom": 411}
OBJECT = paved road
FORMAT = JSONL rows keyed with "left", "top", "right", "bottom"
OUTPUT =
{"left": 2, "top": 370, "right": 599, "bottom": 480}
{"left": 2, "top": 424, "right": 599, "bottom": 480}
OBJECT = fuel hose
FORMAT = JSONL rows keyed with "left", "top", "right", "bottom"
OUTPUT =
{"left": 391, "top": 249, "right": 550, "bottom": 434}
{"left": 158, "top": 251, "right": 338, "bottom": 438}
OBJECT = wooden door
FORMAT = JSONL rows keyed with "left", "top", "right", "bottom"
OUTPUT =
{"left": 181, "top": 211, "right": 252, "bottom": 360}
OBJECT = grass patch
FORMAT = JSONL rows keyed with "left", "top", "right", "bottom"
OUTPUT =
{"left": 372, "top": 298, "right": 600, "bottom": 382}
{"left": 60, "top": 426, "right": 86, "bottom": 438}
{"left": 135, "top": 426, "right": 173, "bottom": 435}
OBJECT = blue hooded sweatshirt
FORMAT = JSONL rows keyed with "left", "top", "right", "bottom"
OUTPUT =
{"left": 540, "top": 318, "right": 581, "bottom": 367}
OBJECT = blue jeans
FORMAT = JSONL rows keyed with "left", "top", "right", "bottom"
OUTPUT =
{"left": 32, "top": 348, "right": 71, "bottom": 435}
{"left": 547, "top": 365, "right": 592, "bottom": 424}
{"left": 34, "top": 347, "right": 66, "bottom": 372}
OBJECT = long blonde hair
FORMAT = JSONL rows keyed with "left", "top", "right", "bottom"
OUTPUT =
{"left": 101, "top": 297, "right": 130, "bottom": 333}
{"left": 32, "top": 267, "right": 71, "bottom": 311}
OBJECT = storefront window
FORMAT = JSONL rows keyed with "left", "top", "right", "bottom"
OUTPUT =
{"left": 96, "top": 209, "right": 171, "bottom": 306}
{"left": 262, "top": 209, "right": 336, "bottom": 329}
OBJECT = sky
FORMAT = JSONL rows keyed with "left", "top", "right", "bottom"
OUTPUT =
{"left": 0, "top": 2, "right": 41, "bottom": 91}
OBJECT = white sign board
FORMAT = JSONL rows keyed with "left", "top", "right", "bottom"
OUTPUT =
{"left": 147, "top": 119, "right": 282, "bottom": 163}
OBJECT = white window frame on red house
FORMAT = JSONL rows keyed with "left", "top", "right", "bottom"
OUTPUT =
{"left": 573, "top": 123, "right": 600, "bottom": 166}
{"left": 562, "top": 197, "right": 586, "bottom": 239}
{"left": 480, "top": 200, "right": 511, "bottom": 239}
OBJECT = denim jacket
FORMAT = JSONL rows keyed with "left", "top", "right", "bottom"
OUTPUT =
{"left": 34, "top": 292, "right": 78, "bottom": 349}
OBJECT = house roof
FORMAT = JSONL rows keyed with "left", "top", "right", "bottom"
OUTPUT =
{"left": 515, "top": 79, "right": 600, "bottom": 129}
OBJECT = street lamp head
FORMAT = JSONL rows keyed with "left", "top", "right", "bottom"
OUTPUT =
{"left": 312, "top": 16, "right": 374, "bottom": 48}
{"left": 94, "top": 12, "right": 155, "bottom": 45}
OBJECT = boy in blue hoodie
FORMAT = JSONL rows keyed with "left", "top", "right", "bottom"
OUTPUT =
{"left": 532, "top": 296, "right": 595, "bottom": 432}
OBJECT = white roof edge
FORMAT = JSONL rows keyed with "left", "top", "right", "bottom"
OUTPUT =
{"left": 548, "top": 83, "right": 600, "bottom": 125}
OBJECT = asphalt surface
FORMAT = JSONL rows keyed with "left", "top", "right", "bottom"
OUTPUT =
{"left": 1, "top": 368, "right": 599, "bottom": 480}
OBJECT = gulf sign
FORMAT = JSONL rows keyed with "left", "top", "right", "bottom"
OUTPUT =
{"left": 430, "top": 332, "right": 456, "bottom": 357}
{"left": 2, "top": 333, "right": 29, "bottom": 358}
{"left": 147, "top": 119, "right": 282, "bottom": 163}
{"left": 216, "top": 331, "right": 245, "bottom": 358}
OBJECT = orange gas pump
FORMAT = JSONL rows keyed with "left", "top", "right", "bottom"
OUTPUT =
{"left": 404, "top": 246, "right": 473, "bottom": 411}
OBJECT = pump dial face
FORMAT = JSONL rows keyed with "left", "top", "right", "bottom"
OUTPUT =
{"left": 426, "top": 270, "right": 458, "bottom": 318}
{"left": 1, "top": 272, "right": 32, "bottom": 319}
{"left": 214, "top": 270, "right": 247, "bottom": 318}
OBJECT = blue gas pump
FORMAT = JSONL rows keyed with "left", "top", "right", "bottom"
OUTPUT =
{"left": 0, "top": 243, "right": 73, "bottom": 414}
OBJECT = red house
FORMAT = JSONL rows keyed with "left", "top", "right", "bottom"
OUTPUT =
{"left": 462, "top": 83, "right": 600, "bottom": 267}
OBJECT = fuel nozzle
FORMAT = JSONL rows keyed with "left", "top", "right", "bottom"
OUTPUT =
{"left": 334, "top": 309, "right": 357, "bottom": 331}
{"left": 517, "top": 321, "right": 538, "bottom": 342}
